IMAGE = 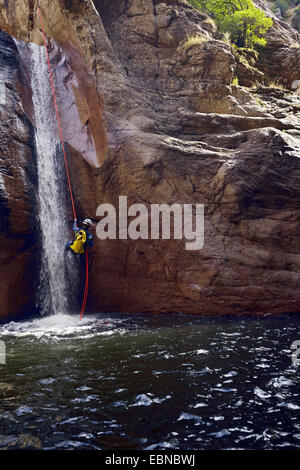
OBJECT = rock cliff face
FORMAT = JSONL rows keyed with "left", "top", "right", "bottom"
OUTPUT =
{"left": 0, "top": 0, "right": 300, "bottom": 318}
{"left": 0, "top": 30, "right": 39, "bottom": 320}
{"left": 254, "top": 0, "right": 300, "bottom": 89}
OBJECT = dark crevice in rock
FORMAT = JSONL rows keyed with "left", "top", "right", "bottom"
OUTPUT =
{"left": 28, "top": 0, "right": 35, "bottom": 35}
{"left": 153, "top": 0, "right": 160, "bottom": 90}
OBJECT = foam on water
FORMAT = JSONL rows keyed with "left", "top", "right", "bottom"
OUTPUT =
{"left": 0, "top": 314, "right": 299, "bottom": 450}
{"left": 0, "top": 313, "right": 126, "bottom": 341}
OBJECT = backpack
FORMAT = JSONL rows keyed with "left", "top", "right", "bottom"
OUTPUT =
{"left": 70, "top": 230, "right": 87, "bottom": 255}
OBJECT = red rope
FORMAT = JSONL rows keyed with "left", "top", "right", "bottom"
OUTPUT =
{"left": 80, "top": 250, "right": 89, "bottom": 321}
{"left": 38, "top": 7, "right": 77, "bottom": 221}
{"left": 38, "top": 7, "right": 89, "bottom": 320}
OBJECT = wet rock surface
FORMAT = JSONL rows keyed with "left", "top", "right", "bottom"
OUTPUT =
{"left": 0, "top": 30, "right": 39, "bottom": 320}
{"left": 0, "top": 0, "right": 299, "bottom": 316}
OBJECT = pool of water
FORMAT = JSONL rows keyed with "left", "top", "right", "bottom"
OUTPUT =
{"left": 0, "top": 312, "right": 299, "bottom": 450}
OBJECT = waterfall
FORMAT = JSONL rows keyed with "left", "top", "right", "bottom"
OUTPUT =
{"left": 29, "top": 42, "right": 69, "bottom": 315}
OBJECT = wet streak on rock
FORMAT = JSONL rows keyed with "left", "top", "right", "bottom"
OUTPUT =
{"left": 0, "top": 30, "right": 40, "bottom": 321}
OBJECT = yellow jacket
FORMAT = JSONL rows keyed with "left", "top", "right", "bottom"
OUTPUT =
{"left": 70, "top": 229, "right": 87, "bottom": 255}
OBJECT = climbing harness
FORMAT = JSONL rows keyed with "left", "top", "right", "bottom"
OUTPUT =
{"left": 38, "top": 7, "right": 89, "bottom": 321}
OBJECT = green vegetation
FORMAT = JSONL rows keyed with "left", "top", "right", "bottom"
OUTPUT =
{"left": 269, "top": 80, "right": 284, "bottom": 89}
{"left": 187, "top": 0, "right": 273, "bottom": 47}
{"left": 232, "top": 76, "right": 239, "bottom": 86}
{"left": 255, "top": 97, "right": 267, "bottom": 107}
{"left": 269, "top": 0, "right": 300, "bottom": 20}
{"left": 270, "top": 0, "right": 289, "bottom": 18}
{"left": 292, "top": 4, "right": 300, "bottom": 31}
{"left": 202, "top": 17, "right": 217, "bottom": 29}
{"left": 268, "top": 1, "right": 300, "bottom": 32}
{"left": 222, "top": 31, "right": 231, "bottom": 45}
{"left": 183, "top": 34, "right": 207, "bottom": 51}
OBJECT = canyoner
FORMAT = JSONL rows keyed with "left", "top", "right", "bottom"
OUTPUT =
{"left": 67, "top": 219, "right": 94, "bottom": 256}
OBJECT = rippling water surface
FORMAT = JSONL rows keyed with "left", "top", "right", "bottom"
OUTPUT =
{"left": 0, "top": 313, "right": 299, "bottom": 450}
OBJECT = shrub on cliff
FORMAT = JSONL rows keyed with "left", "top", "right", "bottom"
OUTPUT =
{"left": 270, "top": 0, "right": 289, "bottom": 19}
{"left": 187, "top": 0, "right": 273, "bottom": 47}
{"left": 292, "top": 5, "right": 300, "bottom": 31}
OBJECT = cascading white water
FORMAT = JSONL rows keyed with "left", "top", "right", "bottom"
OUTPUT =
{"left": 29, "top": 43, "right": 69, "bottom": 315}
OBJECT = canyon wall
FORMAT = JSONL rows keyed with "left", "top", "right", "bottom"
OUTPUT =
{"left": 0, "top": 30, "right": 39, "bottom": 320}
{"left": 0, "top": 0, "right": 300, "bottom": 318}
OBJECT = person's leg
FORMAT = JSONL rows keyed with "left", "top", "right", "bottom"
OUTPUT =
{"left": 65, "top": 241, "right": 72, "bottom": 253}
{"left": 64, "top": 244, "right": 81, "bottom": 312}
